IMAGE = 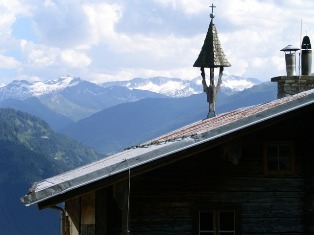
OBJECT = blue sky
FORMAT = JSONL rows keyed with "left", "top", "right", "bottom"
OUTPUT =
{"left": 0, "top": 0, "right": 313, "bottom": 85}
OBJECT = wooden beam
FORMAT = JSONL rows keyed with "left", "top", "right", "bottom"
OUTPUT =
{"left": 81, "top": 192, "right": 95, "bottom": 235}
{"left": 114, "top": 180, "right": 130, "bottom": 235}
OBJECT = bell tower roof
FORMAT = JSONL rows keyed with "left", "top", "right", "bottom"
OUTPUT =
{"left": 193, "top": 4, "right": 231, "bottom": 68}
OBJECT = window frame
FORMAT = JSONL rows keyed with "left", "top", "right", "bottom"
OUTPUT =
{"left": 263, "top": 141, "right": 295, "bottom": 176}
{"left": 195, "top": 205, "right": 241, "bottom": 235}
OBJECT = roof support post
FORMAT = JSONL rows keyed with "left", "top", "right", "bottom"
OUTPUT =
{"left": 201, "top": 66, "right": 224, "bottom": 118}
{"left": 114, "top": 180, "right": 130, "bottom": 235}
{"left": 50, "top": 206, "right": 70, "bottom": 235}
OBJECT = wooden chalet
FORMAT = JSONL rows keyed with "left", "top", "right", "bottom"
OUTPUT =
{"left": 20, "top": 4, "right": 314, "bottom": 235}
{"left": 21, "top": 89, "right": 314, "bottom": 234}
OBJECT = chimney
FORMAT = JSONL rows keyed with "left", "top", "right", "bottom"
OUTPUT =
{"left": 280, "top": 44, "right": 299, "bottom": 76}
{"left": 301, "top": 36, "right": 312, "bottom": 75}
{"left": 271, "top": 36, "right": 314, "bottom": 98}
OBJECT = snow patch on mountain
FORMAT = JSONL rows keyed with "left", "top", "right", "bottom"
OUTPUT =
{"left": 31, "top": 76, "right": 81, "bottom": 96}
{"left": 127, "top": 80, "right": 192, "bottom": 97}
{"left": 221, "top": 75, "right": 259, "bottom": 91}
{"left": 101, "top": 75, "right": 261, "bottom": 98}
{"left": 0, "top": 76, "right": 82, "bottom": 101}
{"left": 223, "top": 79, "right": 255, "bottom": 91}
{"left": 0, "top": 75, "right": 262, "bottom": 103}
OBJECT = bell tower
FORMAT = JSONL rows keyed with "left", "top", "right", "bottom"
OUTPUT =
{"left": 193, "top": 3, "right": 231, "bottom": 118}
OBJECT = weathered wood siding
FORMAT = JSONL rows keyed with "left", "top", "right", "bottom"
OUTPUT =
{"left": 118, "top": 111, "right": 311, "bottom": 235}
{"left": 67, "top": 107, "right": 314, "bottom": 235}
{"left": 65, "top": 192, "right": 96, "bottom": 235}
{"left": 128, "top": 153, "right": 304, "bottom": 234}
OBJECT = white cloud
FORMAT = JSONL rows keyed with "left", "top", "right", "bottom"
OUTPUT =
{"left": 222, "top": 0, "right": 286, "bottom": 29}
{"left": 252, "top": 57, "right": 268, "bottom": 68}
{"left": 43, "top": 0, "right": 57, "bottom": 8}
{"left": 82, "top": 2, "right": 123, "bottom": 46}
{"left": 31, "top": 0, "right": 91, "bottom": 48}
{"left": 2, "top": 0, "right": 314, "bottom": 85}
{"left": 154, "top": 0, "right": 205, "bottom": 15}
{"left": 272, "top": 55, "right": 286, "bottom": 74}
{"left": 90, "top": 66, "right": 199, "bottom": 84}
{"left": 21, "top": 41, "right": 58, "bottom": 67}
{"left": 0, "top": 54, "right": 20, "bottom": 68}
{"left": 0, "top": 0, "right": 29, "bottom": 35}
{"left": 61, "top": 50, "right": 91, "bottom": 68}
{"left": 20, "top": 39, "right": 91, "bottom": 72}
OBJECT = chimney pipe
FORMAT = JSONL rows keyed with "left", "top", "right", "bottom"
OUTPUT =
{"left": 271, "top": 38, "right": 314, "bottom": 99}
{"left": 301, "top": 36, "right": 312, "bottom": 75}
{"left": 280, "top": 45, "right": 300, "bottom": 76}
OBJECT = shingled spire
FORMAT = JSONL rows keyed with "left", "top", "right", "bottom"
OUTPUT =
{"left": 193, "top": 3, "right": 231, "bottom": 118}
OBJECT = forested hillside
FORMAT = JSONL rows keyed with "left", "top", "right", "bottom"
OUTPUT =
{"left": 0, "top": 108, "right": 102, "bottom": 235}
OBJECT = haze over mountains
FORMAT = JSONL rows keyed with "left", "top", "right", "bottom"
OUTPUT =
{"left": 0, "top": 75, "right": 260, "bottom": 102}
{"left": 0, "top": 108, "right": 101, "bottom": 235}
{"left": 0, "top": 76, "right": 167, "bottom": 123}
{"left": 0, "top": 75, "right": 276, "bottom": 155}
{"left": 0, "top": 75, "right": 262, "bottom": 123}
{"left": 0, "top": 74, "right": 278, "bottom": 235}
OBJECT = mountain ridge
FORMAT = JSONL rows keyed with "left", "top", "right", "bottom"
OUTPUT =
{"left": 0, "top": 75, "right": 261, "bottom": 122}
{"left": 0, "top": 75, "right": 261, "bottom": 102}
{"left": 0, "top": 75, "right": 275, "bottom": 150}
{"left": 0, "top": 76, "right": 168, "bottom": 121}
{"left": 100, "top": 75, "right": 261, "bottom": 97}
{"left": 61, "top": 82, "right": 277, "bottom": 154}
{"left": 0, "top": 76, "right": 275, "bottom": 235}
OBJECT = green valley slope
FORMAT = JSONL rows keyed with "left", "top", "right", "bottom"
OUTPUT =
{"left": 0, "top": 108, "right": 102, "bottom": 235}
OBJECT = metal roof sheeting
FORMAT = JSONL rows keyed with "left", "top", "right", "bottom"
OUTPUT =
{"left": 21, "top": 89, "right": 314, "bottom": 206}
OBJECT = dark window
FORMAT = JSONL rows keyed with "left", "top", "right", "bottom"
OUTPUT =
{"left": 264, "top": 142, "right": 294, "bottom": 175}
{"left": 199, "top": 211, "right": 235, "bottom": 235}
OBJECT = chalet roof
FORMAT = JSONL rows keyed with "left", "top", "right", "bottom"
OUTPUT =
{"left": 193, "top": 18, "right": 231, "bottom": 68}
{"left": 21, "top": 89, "right": 314, "bottom": 207}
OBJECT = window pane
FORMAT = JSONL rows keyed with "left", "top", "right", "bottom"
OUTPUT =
{"left": 267, "top": 145, "right": 278, "bottom": 170}
{"left": 267, "top": 145, "right": 277, "bottom": 158}
{"left": 279, "top": 145, "right": 290, "bottom": 158}
{"left": 220, "top": 233, "right": 235, "bottom": 235}
{"left": 279, "top": 157, "right": 290, "bottom": 170}
{"left": 200, "top": 212, "right": 214, "bottom": 231}
{"left": 219, "top": 211, "right": 235, "bottom": 231}
{"left": 267, "top": 158, "right": 278, "bottom": 170}
{"left": 279, "top": 145, "right": 290, "bottom": 170}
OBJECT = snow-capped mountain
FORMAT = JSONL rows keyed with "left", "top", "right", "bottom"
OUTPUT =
{"left": 0, "top": 76, "right": 81, "bottom": 101}
{"left": 101, "top": 77, "right": 200, "bottom": 97}
{"left": 0, "top": 75, "right": 262, "bottom": 122}
{"left": 101, "top": 75, "right": 262, "bottom": 98}
{"left": 0, "top": 75, "right": 261, "bottom": 102}
{"left": 0, "top": 76, "right": 166, "bottom": 121}
{"left": 219, "top": 75, "right": 262, "bottom": 91}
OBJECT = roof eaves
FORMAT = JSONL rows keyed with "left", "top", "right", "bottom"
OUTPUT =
{"left": 21, "top": 89, "right": 314, "bottom": 207}
{"left": 21, "top": 137, "right": 197, "bottom": 206}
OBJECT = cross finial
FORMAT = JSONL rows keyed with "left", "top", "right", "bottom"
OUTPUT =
{"left": 210, "top": 3, "right": 216, "bottom": 14}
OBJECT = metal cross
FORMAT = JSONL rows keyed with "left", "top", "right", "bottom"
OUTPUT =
{"left": 210, "top": 3, "right": 216, "bottom": 14}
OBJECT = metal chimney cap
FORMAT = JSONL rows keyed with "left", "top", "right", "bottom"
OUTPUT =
{"left": 280, "top": 44, "right": 300, "bottom": 52}
{"left": 301, "top": 36, "right": 311, "bottom": 50}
